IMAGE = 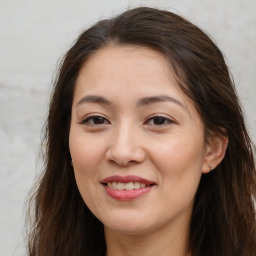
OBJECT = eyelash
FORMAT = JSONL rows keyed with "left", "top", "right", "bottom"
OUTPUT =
{"left": 80, "top": 115, "right": 175, "bottom": 126}
{"left": 81, "top": 115, "right": 110, "bottom": 125}
{"left": 144, "top": 115, "right": 175, "bottom": 126}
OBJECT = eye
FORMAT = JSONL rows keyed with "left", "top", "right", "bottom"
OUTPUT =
{"left": 145, "top": 116, "right": 174, "bottom": 126}
{"left": 81, "top": 115, "right": 110, "bottom": 125}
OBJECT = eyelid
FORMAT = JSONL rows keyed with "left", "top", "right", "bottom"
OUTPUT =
{"left": 80, "top": 114, "right": 110, "bottom": 125}
{"left": 144, "top": 114, "right": 176, "bottom": 125}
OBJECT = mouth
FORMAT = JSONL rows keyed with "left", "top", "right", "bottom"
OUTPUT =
{"left": 101, "top": 175, "right": 156, "bottom": 200}
{"left": 101, "top": 175, "right": 156, "bottom": 189}
{"left": 105, "top": 181, "right": 153, "bottom": 190}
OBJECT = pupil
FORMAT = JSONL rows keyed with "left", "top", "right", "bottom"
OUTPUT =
{"left": 154, "top": 117, "right": 165, "bottom": 125}
{"left": 94, "top": 117, "right": 104, "bottom": 124}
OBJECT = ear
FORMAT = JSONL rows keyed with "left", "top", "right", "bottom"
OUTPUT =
{"left": 202, "top": 133, "right": 228, "bottom": 174}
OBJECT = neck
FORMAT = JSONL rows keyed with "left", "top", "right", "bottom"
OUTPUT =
{"left": 104, "top": 220, "right": 191, "bottom": 256}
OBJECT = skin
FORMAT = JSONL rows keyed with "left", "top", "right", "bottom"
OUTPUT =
{"left": 69, "top": 45, "right": 227, "bottom": 256}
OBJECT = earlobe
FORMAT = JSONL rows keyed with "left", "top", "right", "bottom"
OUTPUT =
{"left": 202, "top": 133, "right": 228, "bottom": 174}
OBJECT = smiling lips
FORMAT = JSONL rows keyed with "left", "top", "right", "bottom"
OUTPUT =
{"left": 101, "top": 175, "right": 156, "bottom": 201}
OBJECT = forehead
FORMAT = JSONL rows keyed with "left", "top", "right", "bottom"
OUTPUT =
{"left": 85, "top": 44, "right": 170, "bottom": 67}
{"left": 75, "top": 45, "right": 183, "bottom": 97}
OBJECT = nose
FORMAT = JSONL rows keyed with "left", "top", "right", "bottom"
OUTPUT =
{"left": 105, "top": 123, "right": 146, "bottom": 167}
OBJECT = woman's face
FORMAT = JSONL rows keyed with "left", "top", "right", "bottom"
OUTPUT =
{"left": 69, "top": 45, "right": 212, "bottom": 235}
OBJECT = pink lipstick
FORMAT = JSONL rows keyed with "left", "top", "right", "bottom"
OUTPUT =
{"left": 101, "top": 175, "right": 156, "bottom": 201}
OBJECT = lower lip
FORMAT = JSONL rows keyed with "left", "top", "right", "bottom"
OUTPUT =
{"left": 104, "top": 185, "right": 154, "bottom": 201}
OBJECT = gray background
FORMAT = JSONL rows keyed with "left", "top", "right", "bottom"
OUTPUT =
{"left": 0, "top": 0, "right": 255, "bottom": 255}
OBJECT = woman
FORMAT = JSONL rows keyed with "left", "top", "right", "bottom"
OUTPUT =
{"left": 27, "top": 7, "right": 256, "bottom": 256}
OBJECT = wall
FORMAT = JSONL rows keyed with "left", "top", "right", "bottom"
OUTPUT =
{"left": 0, "top": 0, "right": 255, "bottom": 255}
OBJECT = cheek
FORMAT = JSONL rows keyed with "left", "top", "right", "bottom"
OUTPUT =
{"left": 155, "top": 136, "right": 204, "bottom": 166}
{"left": 155, "top": 141, "right": 204, "bottom": 215}
{"left": 151, "top": 136, "right": 205, "bottom": 189}
{"left": 69, "top": 132, "right": 105, "bottom": 175}
{"left": 69, "top": 132, "right": 104, "bottom": 199}
{"left": 69, "top": 133, "right": 105, "bottom": 209}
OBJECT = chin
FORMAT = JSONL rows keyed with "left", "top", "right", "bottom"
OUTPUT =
{"left": 105, "top": 223, "right": 150, "bottom": 235}
{"left": 100, "top": 212, "right": 158, "bottom": 235}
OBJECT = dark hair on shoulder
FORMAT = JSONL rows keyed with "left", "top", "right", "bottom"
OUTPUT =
{"left": 27, "top": 6, "right": 256, "bottom": 256}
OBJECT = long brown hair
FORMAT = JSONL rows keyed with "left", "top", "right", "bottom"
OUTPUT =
{"left": 27, "top": 7, "right": 256, "bottom": 256}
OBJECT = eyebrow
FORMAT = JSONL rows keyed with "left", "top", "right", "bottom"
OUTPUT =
{"left": 76, "top": 94, "right": 185, "bottom": 109}
{"left": 76, "top": 95, "right": 111, "bottom": 107}
{"left": 137, "top": 95, "right": 185, "bottom": 109}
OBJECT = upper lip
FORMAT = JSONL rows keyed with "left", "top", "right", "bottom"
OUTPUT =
{"left": 101, "top": 175, "right": 156, "bottom": 186}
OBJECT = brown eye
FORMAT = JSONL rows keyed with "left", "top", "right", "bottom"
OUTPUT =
{"left": 82, "top": 116, "right": 110, "bottom": 125}
{"left": 152, "top": 117, "right": 167, "bottom": 125}
{"left": 145, "top": 116, "right": 174, "bottom": 126}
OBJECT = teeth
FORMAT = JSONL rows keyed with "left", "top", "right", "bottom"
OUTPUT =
{"left": 125, "top": 182, "right": 134, "bottom": 190}
{"left": 107, "top": 182, "right": 113, "bottom": 188}
{"left": 107, "top": 182, "right": 149, "bottom": 190}
{"left": 117, "top": 182, "right": 125, "bottom": 190}
{"left": 133, "top": 182, "right": 140, "bottom": 189}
